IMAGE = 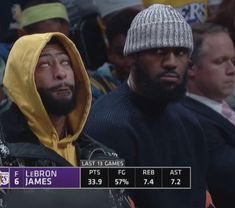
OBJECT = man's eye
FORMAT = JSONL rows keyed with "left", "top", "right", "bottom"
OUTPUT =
{"left": 177, "top": 51, "right": 185, "bottom": 56}
{"left": 39, "top": 63, "right": 50, "bottom": 68}
{"left": 175, "top": 49, "right": 188, "bottom": 56}
{"left": 156, "top": 49, "right": 164, "bottom": 55}
{"left": 214, "top": 58, "right": 226, "bottom": 65}
{"left": 61, "top": 60, "right": 70, "bottom": 66}
{"left": 231, "top": 59, "right": 235, "bottom": 66}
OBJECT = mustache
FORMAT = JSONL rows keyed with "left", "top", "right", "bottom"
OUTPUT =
{"left": 48, "top": 82, "right": 74, "bottom": 91}
{"left": 156, "top": 71, "right": 180, "bottom": 79}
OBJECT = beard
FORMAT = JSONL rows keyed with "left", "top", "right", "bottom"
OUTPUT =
{"left": 134, "top": 62, "right": 187, "bottom": 106}
{"left": 37, "top": 83, "right": 76, "bottom": 116}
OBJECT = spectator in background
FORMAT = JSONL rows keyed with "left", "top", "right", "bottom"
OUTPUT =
{"left": 207, "top": 0, "right": 223, "bottom": 20}
{"left": 210, "top": 0, "right": 235, "bottom": 109}
{"left": 86, "top": 4, "right": 208, "bottom": 208}
{"left": 78, "top": 0, "right": 143, "bottom": 25}
{"left": 60, "top": 0, "right": 84, "bottom": 27}
{"left": 0, "top": 0, "right": 76, "bottom": 62}
{"left": 18, "top": 0, "right": 70, "bottom": 36}
{"left": 182, "top": 23, "right": 235, "bottom": 208}
{"left": 75, "top": 0, "right": 144, "bottom": 102}
{"left": 0, "top": 57, "right": 10, "bottom": 114}
{"left": 0, "top": 2, "right": 21, "bottom": 72}
{"left": 0, "top": 1, "right": 22, "bottom": 44}
{"left": 0, "top": 3, "right": 21, "bottom": 114}
{"left": 210, "top": 0, "right": 235, "bottom": 43}
{"left": 91, "top": 9, "right": 138, "bottom": 101}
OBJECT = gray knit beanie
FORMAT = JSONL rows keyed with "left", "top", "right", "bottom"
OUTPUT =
{"left": 124, "top": 4, "right": 193, "bottom": 55}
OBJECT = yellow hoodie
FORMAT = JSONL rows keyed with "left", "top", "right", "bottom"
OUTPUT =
{"left": 3, "top": 33, "right": 92, "bottom": 166}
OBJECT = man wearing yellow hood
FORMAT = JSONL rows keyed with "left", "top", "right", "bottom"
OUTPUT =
{"left": 0, "top": 32, "right": 134, "bottom": 208}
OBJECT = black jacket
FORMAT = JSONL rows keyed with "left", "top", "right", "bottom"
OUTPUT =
{"left": 181, "top": 96, "right": 235, "bottom": 208}
{"left": 0, "top": 104, "right": 132, "bottom": 208}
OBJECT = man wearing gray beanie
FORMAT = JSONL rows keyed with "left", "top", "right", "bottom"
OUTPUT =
{"left": 86, "top": 4, "right": 208, "bottom": 208}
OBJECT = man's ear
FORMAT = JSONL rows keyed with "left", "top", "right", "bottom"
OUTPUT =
{"left": 188, "top": 59, "right": 193, "bottom": 68}
{"left": 187, "top": 59, "right": 197, "bottom": 78}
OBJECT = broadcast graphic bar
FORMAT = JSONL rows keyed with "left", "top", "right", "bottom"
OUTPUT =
{"left": 0, "top": 166, "right": 191, "bottom": 189}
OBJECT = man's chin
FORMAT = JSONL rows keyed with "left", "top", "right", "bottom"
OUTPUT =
{"left": 38, "top": 89, "right": 76, "bottom": 116}
{"left": 47, "top": 99, "right": 76, "bottom": 116}
{"left": 161, "top": 83, "right": 179, "bottom": 91}
{"left": 142, "top": 82, "right": 186, "bottom": 104}
{"left": 53, "top": 96, "right": 73, "bottom": 103}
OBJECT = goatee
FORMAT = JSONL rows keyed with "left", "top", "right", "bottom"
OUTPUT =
{"left": 135, "top": 62, "right": 187, "bottom": 107}
{"left": 38, "top": 83, "right": 76, "bottom": 116}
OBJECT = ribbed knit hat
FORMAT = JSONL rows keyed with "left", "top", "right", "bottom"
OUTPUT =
{"left": 124, "top": 4, "right": 193, "bottom": 55}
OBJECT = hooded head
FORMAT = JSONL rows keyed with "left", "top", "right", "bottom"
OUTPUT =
{"left": 3, "top": 33, "right": 91, "bottom": 165}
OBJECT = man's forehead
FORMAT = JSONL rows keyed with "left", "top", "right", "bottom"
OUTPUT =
{"left": 40, "top": 43, "right": 68, "bottom": 57}
{"left": 138, "top": 46, "right": 190, "bottom": 54}
{"left": 203, "top": 33, "right": 235, "bottom": 54}
{"left": 155, "top": 47, "right": 189, "bottom": 50}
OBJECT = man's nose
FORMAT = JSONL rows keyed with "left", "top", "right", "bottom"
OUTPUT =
{"left": 225, "top": 60, "right": 235, "bottom": 76}
{"left": 162, "top": 52, "right": 178, "bottom": 70}
{"left": 54, "top": 63, "right": 67, "bottom": 80}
